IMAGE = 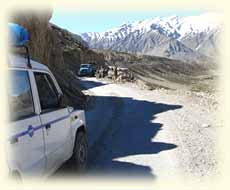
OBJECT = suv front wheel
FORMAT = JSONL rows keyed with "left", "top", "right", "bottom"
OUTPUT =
{"left": 71, "top": 131, "right": 88, "bottom": 172}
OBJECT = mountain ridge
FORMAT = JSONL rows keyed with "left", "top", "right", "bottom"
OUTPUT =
{"left": 81, "top": 13, "right": 222, "bottom": 62}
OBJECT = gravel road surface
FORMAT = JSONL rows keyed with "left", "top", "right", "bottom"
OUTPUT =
{"left": 54, "top": 77, "right": 221, "bottom": 181}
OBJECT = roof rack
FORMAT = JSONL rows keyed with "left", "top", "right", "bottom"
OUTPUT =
{"left": 12, "top": 44, "right": 32, "bottom": 68}
{"left": 9, "top": 23, "right": 32, "bottom": 68}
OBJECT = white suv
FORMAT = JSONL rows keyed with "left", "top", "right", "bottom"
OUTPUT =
{"left": 6, "top": 54, "right": 88, "bottom": 180}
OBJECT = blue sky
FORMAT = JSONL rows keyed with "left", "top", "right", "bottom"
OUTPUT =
{"left": 50, "top": 9, "right": 205, "bottom": 34}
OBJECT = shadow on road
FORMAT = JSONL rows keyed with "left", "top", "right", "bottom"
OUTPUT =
{"left": 53, "top": 80, "right": 182, "bottom": 179}
{"left": 79, "top": 77, "right": 107, "bottom": 90}
{"left": 86, "top": 96, "right": 181, "bottom": 179}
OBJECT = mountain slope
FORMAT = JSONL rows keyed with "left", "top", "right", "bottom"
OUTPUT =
{"left": 81, "top": 13, "right": 222, "bottom": 62}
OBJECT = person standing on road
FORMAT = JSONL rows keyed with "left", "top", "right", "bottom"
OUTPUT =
{"left": 114, "top": 66, "right": 118, "bottom": 80}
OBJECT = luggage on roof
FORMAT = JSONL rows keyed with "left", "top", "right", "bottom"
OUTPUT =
{"left": 8, "top": 23, "right": 29, "bottom": 47}
{"left": 8, "top": 23, "right": 32, "bottom": 68}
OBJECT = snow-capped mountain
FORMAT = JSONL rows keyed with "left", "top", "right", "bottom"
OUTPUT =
{"left": 81, "top": 13, "right": 222, "bottom": 62}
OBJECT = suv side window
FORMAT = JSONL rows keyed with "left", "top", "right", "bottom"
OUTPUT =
{"left": 34, "top": 72, "right": 60, "bottom": 112}
{"left": 8, "top": 70, "right": 35, "bottom": 121}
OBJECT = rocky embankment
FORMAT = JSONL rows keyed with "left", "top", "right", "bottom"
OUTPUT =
{"left": 94, "top": 49, "right": 218, "bottom": 92}
{"left": 10, "top": 10, "right": 105, "bottom": 108}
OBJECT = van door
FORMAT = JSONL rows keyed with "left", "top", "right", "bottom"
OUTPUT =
{"left": 33, "top": 71, "right": 72, "bottom": 173}
{"left": 7, "top": 69, "right": 46, "bottom": 177}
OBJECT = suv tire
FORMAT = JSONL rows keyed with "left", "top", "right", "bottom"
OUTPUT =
{"left": 71, "top": 131, "right": 88, "bottom": 172}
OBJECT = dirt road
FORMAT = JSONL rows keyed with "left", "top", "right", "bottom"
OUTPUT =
{"left": 55, "top": 77, "right": 221, "bottom": 181}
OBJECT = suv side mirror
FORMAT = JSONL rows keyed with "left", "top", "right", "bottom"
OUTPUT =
{"left": 68, "top": 106, "right": 74, "bottom": 113}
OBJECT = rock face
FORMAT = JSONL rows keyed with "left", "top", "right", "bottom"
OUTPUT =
{"left": 10, "top": 10, "right": 105, "bottom": 108}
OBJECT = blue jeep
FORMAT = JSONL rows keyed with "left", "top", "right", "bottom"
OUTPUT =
{"left": 78, "top": 64, "right": 96, "bottom": 77}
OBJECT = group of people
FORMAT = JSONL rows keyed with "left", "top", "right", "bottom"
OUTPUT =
{"left": 96, "top": 66, "right": 118, "bottom": 79}
{"left": 96, "top": 65, "right": 134, "bottom": 83}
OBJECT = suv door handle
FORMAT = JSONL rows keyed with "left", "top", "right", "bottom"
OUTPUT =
{"left": 45, "top": 124, "right": 51, "bottom": 130}
{"left": 27, "top": 125, "right": 34, "bottom": 137}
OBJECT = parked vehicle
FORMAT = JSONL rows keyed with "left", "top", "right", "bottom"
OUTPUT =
{"left": 6, "top": 23, "right": 88, "bottom": 180}
{"left": 78, "top": 64, "right": 96, "bottom": 77}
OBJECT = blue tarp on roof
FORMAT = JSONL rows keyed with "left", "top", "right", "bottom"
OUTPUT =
{"left": 8, "top": 23, "right": 29, "bottom": 46}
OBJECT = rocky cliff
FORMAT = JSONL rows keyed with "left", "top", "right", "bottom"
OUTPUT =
{"left": 10, "top": 10, "right": 105, "bottom": 108}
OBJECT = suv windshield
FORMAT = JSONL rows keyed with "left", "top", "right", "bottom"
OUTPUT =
{"left": 80, "top": 64, "right": 90, "bottom": 68}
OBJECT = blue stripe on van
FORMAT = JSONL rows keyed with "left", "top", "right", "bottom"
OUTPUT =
{"left": 9, "top": 114, "right": 70, "bottom": 141}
